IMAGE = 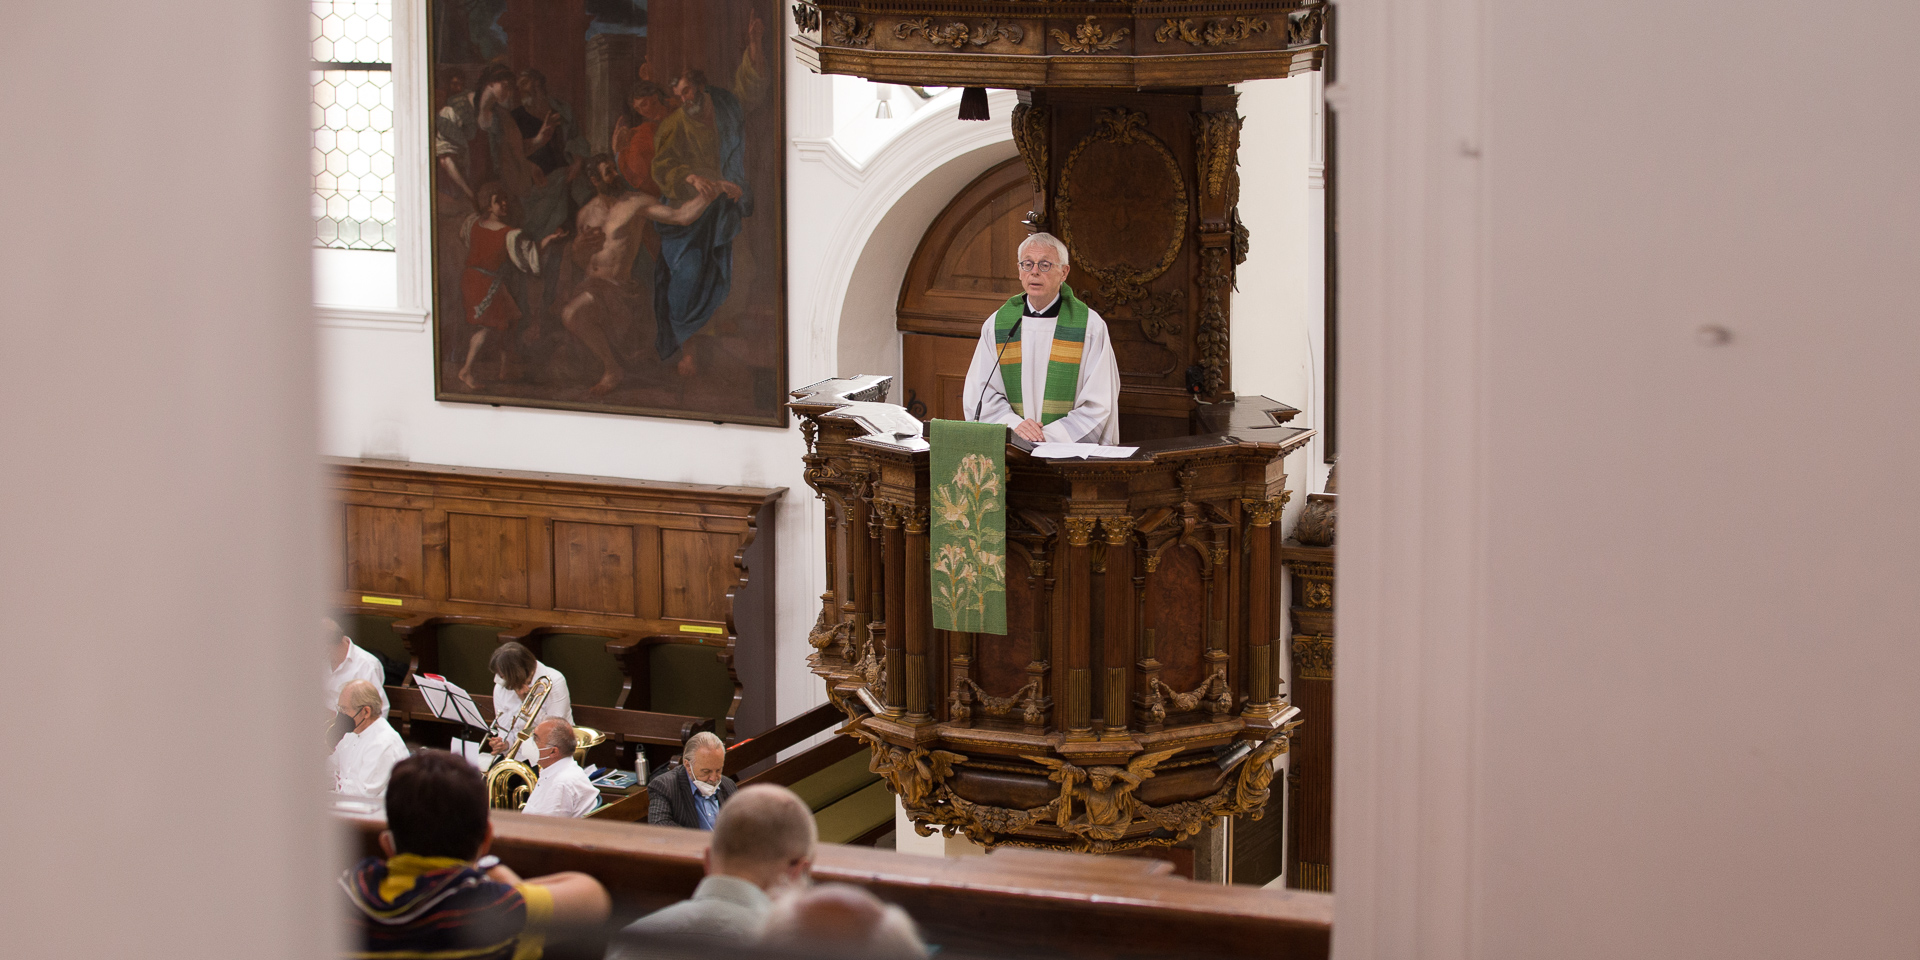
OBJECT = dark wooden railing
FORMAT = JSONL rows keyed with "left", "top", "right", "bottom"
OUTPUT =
{"left": 335, "top": 810, "right": 1332, "bottom": 960}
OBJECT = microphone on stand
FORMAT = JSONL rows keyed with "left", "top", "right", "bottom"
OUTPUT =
{"left": 974, "top": 314, "right": 1023, "bottom": 426}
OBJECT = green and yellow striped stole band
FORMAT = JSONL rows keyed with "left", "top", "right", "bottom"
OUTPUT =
{"left": 994, "top": 283, "right": 1088, "bottom": 426}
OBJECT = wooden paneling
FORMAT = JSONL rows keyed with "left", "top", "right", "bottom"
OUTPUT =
{"left": 1149, "top": 543, "right": 1207, "bottom": 694}
{"left": 896, "top": 158, "right": 1029, "bottom": 339}
{"left": 552, "top": 521, "right": 637, "bottom": 616}
{"left": 446, "top": 513, "right": 530, "bottom": 607}
{"left": 344, "top": 505, "right": 424, "bottom": 596}
{"left": 660, "top": 528, "right": 734, "bottom": 621}
{"left": 331, "top": 458, "right": 784, "bottom": 737}
{"left": 901, "top": 332, "right": 979, "bottom": 423}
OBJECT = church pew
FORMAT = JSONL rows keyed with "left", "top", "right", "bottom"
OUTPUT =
{"left": 335, "top": 811, "right": 1333, "bottom": 960}
{"left": 390, "top": 615, "right": 742, "bottom": 740}
{"left": 384, "top": 685, "right": 714, "bottom": 772}
{"left": 721, "top": 702, "right": 888, "bottom": 845}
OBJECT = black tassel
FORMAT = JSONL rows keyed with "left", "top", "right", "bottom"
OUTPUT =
{"left": 957, "top": 86, "right": 990, "bottom": 121}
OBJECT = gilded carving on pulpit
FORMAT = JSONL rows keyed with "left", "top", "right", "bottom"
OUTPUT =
{"left": 428, "top": 0, "right": 788, "bottom": 425}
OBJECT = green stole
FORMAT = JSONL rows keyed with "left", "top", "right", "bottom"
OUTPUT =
{"left": 993, "top": 284, "right": 1088, "bottom": 425}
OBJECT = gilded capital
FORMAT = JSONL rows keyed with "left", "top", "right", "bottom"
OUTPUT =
{"left": 903, "top": 505, "right": 930, "bottom": 535}
{"left": 1100, "top": 515, "right": 1134, "bottom": 544}
{"left": 1064, "top": 516, "right": 1100, "bottom": 546}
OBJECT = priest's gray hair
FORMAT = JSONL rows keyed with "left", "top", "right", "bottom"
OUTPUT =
{"left": 685, "top": 730, "right": 726, "bottom": 759}
{"left": 1018, "top": 232, "right": 1069, "bottom": 268}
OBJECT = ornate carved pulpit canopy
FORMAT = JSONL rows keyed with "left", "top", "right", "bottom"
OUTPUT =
{"left": 793, "top": 377, "right": 1311, "bottom": 853}
{"left": 792, "top": 2, "right": 1327, "bottom": 87}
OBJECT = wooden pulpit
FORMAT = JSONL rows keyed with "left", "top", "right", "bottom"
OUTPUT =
{"left": 791, "top": 375, "right": 1312, "bottom": 854}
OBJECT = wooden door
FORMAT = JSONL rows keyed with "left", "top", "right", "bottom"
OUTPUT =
{"left": 897, "top": 159, "right": 1029, "bottom": 421}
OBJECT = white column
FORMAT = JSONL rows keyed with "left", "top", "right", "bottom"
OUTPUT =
{"left": 1337, "top": 0, "right": 1920, "bottom": 958}
{"left": 0, "top": 2, "right": 326, "bottom": 959}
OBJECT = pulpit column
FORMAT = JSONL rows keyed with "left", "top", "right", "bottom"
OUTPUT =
{"left": 1243, "top": 497, "right": 1279, "bottom": 707}
{"left": 1100, "top": 515, "right": 1135, "bottom": 733}
{"left": 878, "top": 502, "right": 904, "bottom": 713}
{"left": 849, "top": 468, "right": 875, "bottom": 670}
{"left": 902, "top": 506, "right": 930, "bottom": 720}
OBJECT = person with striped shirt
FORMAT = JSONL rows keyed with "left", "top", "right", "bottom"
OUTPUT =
{"left": 341, "top": 750, "right": 608, "bottom": 960}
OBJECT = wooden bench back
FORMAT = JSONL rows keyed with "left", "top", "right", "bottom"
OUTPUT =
{"left": 335, "top": 811, "right": 1332, "bottom": 960}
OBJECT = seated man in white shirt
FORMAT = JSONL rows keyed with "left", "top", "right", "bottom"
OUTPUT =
{"left": 325, "top": 617, "right": 389, "bottom": 720}
{"left": 330, "top": 679, "right": 410, "bottom": 797}
{"left": 960, "top": 232, "right": 1122, "bottom": 445}
{"left": 519, "top": 718, "right": 600, "bottom": 818}
{"left": 486, "top": 641, "right": 574, "bottom": 763}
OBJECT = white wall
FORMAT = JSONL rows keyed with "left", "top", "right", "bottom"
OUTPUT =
{"left": 1335, "top": 0, "right": 1920, "bottom": 957}
{"left": 318, "top": 5, "right": 1326, "bottom": 729}
{"left": 1, "top": 2, "right": 327, "bottom": 958}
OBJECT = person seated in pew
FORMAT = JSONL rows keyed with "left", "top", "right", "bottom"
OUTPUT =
{"left": 520, "top": 718, "right": 599, "bottom": 819}
{"left": 959, "top": 231, "right": 1121, "bottom": 445}
{"left": 344, "top": 750, "right": 609, "bottom": 960}
{"left": 647, "top": 731, "right": 735, "bottom": 829}
{"left": 486, "top": 641, "right": 573, "bottom": 763}
{"left": 608, "top": 784, "right": 817, "bottom": 955}
{"left": 329, "top": 679, "right": 409, "bottom": 797}
{"left": 325, "top": 617, "right": 389, "bottom": 720}
{"left": 758, "top": 883, "right": 929, "bottom": 960}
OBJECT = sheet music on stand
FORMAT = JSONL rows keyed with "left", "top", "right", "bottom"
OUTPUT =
{"left": 415, "top": 674, "right": 495, "bottom": 771}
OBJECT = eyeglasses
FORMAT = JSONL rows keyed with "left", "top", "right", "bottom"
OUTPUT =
{"left": 1017, "top": 259, "right": 1059, "bottom": 274}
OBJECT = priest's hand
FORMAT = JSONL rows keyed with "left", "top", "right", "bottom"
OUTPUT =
{"left": 1013, "top": 419, "right": 1045, "bottom": 442}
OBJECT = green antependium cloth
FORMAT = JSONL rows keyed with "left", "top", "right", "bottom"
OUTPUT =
{"left": 929, "top": 419, "right": 1008, "bottom": 635}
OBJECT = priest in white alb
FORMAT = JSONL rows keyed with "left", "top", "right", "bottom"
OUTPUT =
{"left": 960, "top": 232, "right": 1121, "bottom": 444}
{"left": 521, "top": 718, "right": 600, "bottom": 818}
{"left": 329, "top": 679, "right": 409, "bottom": 797}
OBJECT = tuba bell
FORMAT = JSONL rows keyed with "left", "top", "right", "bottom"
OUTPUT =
{"left": 484, "top": 675, "right": 552, "bottom": 810}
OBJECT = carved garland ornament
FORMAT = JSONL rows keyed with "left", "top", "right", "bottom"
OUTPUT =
{"left": 1051, "top": 16, "right": 1129, "bottom": 53}
{"left": 825, "top": 11, "right": 872, "bottom": 47}
{"left": 1155, "top": 17, "right": 1269, "bottom": 48}
{"left": 1194, "top": 111, "right": 1243, "bottom": 201}
{"left": 896, "top": 17, "right": 1023, "bottom": 49}
{"left": 1288, "top": 6, "right": 1327, "bottom": 45}
{"left": 859, "top": 716, "right": 1300, "bottom": 852}
{"left": 1010, "top": 102, "right": 1050, "bottom": 197}
{"left": 1055, "top": 108, "right": 1188, "bottom": 305}
{"left": 1292, "top": 635, "right": 1334, "bottom": 680}
{"left": 1197, "top": 245, "right": 1231, "bottom": 396}
{"left": 790, "top": 1, "right": 820, "bottom": 33}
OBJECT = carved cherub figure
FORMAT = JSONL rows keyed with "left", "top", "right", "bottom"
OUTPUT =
{"left": 855, "top": 731, "right": 965, "bottom": 809}
{"left": 1028, "top": 748, "right": 1179, "bottom": 841}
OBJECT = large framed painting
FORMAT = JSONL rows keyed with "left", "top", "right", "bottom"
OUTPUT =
{"left": 429, "top": 0, "right": 787, "bottom": 425}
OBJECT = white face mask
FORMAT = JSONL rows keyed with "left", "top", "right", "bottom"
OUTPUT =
{"left": 692, "top": 777, "right": 719, "bottom": 798}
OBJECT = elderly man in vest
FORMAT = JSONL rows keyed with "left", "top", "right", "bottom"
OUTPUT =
{"left": 648, "top": 731, "right": 736, "bottom": 829}
{"left": 960, "top": 232, "right": 1121, "bottom": 444}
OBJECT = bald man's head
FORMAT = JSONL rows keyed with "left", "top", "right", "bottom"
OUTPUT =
{"left": 759, "top": 883, "right": 927, "bottom": 959}
{"left": 706, "top": 784, "right": 817, "bottom": 894}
